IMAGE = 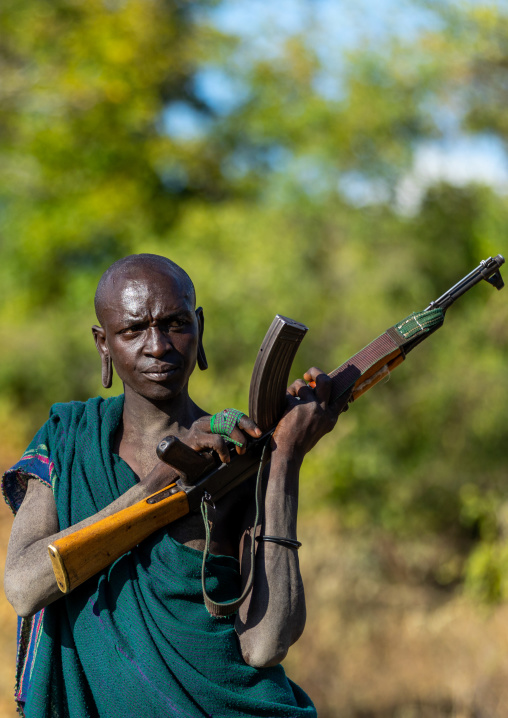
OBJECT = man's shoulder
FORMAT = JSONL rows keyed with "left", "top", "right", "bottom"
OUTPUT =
{"left": 49, "top": 395, "right": 124, "bottom": 427}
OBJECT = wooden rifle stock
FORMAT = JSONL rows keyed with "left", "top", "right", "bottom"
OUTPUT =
{"left": 48, "top": 255, "right": 505, "bottom": 594}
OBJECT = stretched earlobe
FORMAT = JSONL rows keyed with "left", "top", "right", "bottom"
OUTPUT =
{"left": 196, "top": 306, "right": 208, "bottom": 371}
{"left": 102, "top": 354, "right": 113, "bottom": 389}
{"left": 92, "top": 324, "right": 113, "bottom": 389}
{"left": 197, "top": 344, "right": 208, "bottom": 371}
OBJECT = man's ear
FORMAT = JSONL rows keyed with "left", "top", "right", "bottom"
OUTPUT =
{"left": 195, "top": 307, "right": 208, "bottom": 371}
{"left": 92, "top": 325, "right": 113, "bottom": 389}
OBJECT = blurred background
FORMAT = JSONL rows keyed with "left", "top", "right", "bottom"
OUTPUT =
{"left": 1, "top": 0, "right": 507, "bottom": 715}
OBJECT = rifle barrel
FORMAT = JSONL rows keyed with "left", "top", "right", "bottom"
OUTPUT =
{"left": 426, "top": 254, "right": 505, "bottom": 311}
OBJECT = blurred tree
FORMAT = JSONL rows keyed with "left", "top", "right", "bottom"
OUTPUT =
{"left": 0, "top": 0, "right": 236, "bottom": 418}
{"left": 0, "top": 0, "right": 507, "bottom": 598}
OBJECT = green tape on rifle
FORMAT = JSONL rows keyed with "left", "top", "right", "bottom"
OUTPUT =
{"left": 395, "top": 308, "right": 444, "bottom": 340}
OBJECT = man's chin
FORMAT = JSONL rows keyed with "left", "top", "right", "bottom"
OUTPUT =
{"left": 125, "top": 380, "right": 188, "bottom": 403}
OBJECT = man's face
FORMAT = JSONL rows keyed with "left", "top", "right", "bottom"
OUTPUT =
{"left": 98, "top": 268, "right": 200, "bottom": 402}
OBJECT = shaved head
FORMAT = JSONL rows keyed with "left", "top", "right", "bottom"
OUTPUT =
{"left": 94, "top": 254, "right": 195, "bottom": 326}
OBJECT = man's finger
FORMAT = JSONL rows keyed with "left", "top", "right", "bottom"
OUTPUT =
{"left": 227, "top": 427, "right": 247, "bottom": 454}
{"left": 286, "top": 383, "right": 299, "bottom": 397}
{"left": 292, "top": 378, "right": 315, "bottom": 402}
{"left": 287, "top": 378, "right": 308, "bottom": 395}
{"left": 232, "top": 415, "right": 262, "bottom": 454}
{"left": 302, "top": 366, "right": 326, "bottom": 383}
{"left": 303, "top": 367, "right": 333, "bottom": 405}
{"left": 238, "top": 415, "right": 262, "bottom": 438}
{"left": 309, "top": 372, "right": 332, "bottom": 405}
{"left": 188, "top": 434, "right": 231, "bottom": 464}
{"left": 209, "top": 436, "right": 231, "bottom": 464}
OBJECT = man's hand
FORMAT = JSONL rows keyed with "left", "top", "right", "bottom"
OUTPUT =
{"left": 272, "top": 366, "right": 350, "bottom": 462}
{"left": 138, "top": 412, "right": 263, "bottom": 495}
{"left": 183, "top": 414, "right": 262, "bottom": 463}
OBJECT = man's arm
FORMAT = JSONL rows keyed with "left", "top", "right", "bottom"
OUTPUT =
{"left": 4, "top": 416, "right": 260, "bottom": 617}
{"left": 235, "top": 449, "right": 306, "bottom": 668}
{"left": 4, "top": 463, "right": 181, "bottom": 617}
{"left": 235, "top": 368, "right": 346, "bottom": 667}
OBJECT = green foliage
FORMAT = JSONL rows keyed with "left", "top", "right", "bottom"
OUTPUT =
{"left": 1, "top": 0, "right": 507, "bottom": 600}
{"left": 464, "top": 542, "right": 508, "bottom": 604}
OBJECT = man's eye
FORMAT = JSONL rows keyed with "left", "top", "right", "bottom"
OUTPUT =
{"left": 163, "top": 319, "right": 186, "bottom": 330}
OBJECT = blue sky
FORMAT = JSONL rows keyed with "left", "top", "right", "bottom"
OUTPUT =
{"left": 165, "top": 0, "right": 444, "bottom": 129}
{"left": 163, "top": 0, "right": 508, "bottom": 208}
{"left": 210, "top": 0, "right": 441, "bottom": 57}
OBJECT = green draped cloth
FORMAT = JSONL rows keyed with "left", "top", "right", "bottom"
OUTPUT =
{"left": 20, "top": 395, "right": 317, "bottom": 718}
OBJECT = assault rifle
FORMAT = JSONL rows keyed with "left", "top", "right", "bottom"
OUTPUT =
{"left": 48, "top": 255, "right": 505, "bottom": 594}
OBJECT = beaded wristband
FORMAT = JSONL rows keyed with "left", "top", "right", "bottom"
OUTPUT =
{"left": 210, "top": 408, "right": 245, "bottom": 447}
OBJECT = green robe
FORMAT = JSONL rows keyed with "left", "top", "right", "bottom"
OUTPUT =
{"left": 8, "top": 395, "right": 316, "bottom": 718}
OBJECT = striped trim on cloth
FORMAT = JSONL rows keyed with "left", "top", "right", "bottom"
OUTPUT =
{"left": 2, "top": 444, "right": 56, "bottom": 710}
{"left": 15, "top": 609, "right": 45, "bottom": 709}
{"left": 2, "top": 443, "right": 54, "bottom": 515}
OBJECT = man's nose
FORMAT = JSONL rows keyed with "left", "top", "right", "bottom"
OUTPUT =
{"left": 144, "top": 326, "right": 172, "bottom": 356}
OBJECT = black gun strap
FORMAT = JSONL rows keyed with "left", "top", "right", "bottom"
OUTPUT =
{"left": 200, "top": 438, "right": 270, "bottom": 618}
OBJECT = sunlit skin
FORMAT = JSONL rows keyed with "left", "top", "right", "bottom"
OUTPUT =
{"left": 92, "top": 264, "right": 262, "bottom": 477}
{"left": 4, "top": 254, "right": 350, "bottom": 669}
{"left": 97, "top": 277, "right": 200, "bottom": 401}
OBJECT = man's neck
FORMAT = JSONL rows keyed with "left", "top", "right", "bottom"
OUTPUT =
{"left": 115, "top": 386, "right": 206, "bottom": 479}
{"left": 121, "top": 385, "right": 204, "bottom": 445}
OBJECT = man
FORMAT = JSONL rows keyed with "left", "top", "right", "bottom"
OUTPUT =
{"left": 3, "top": 254, "right": 348, "bottom": 717}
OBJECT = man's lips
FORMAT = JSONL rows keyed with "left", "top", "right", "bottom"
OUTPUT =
{"left": 142, "top": 364, "right": 180, "bottom": 380}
